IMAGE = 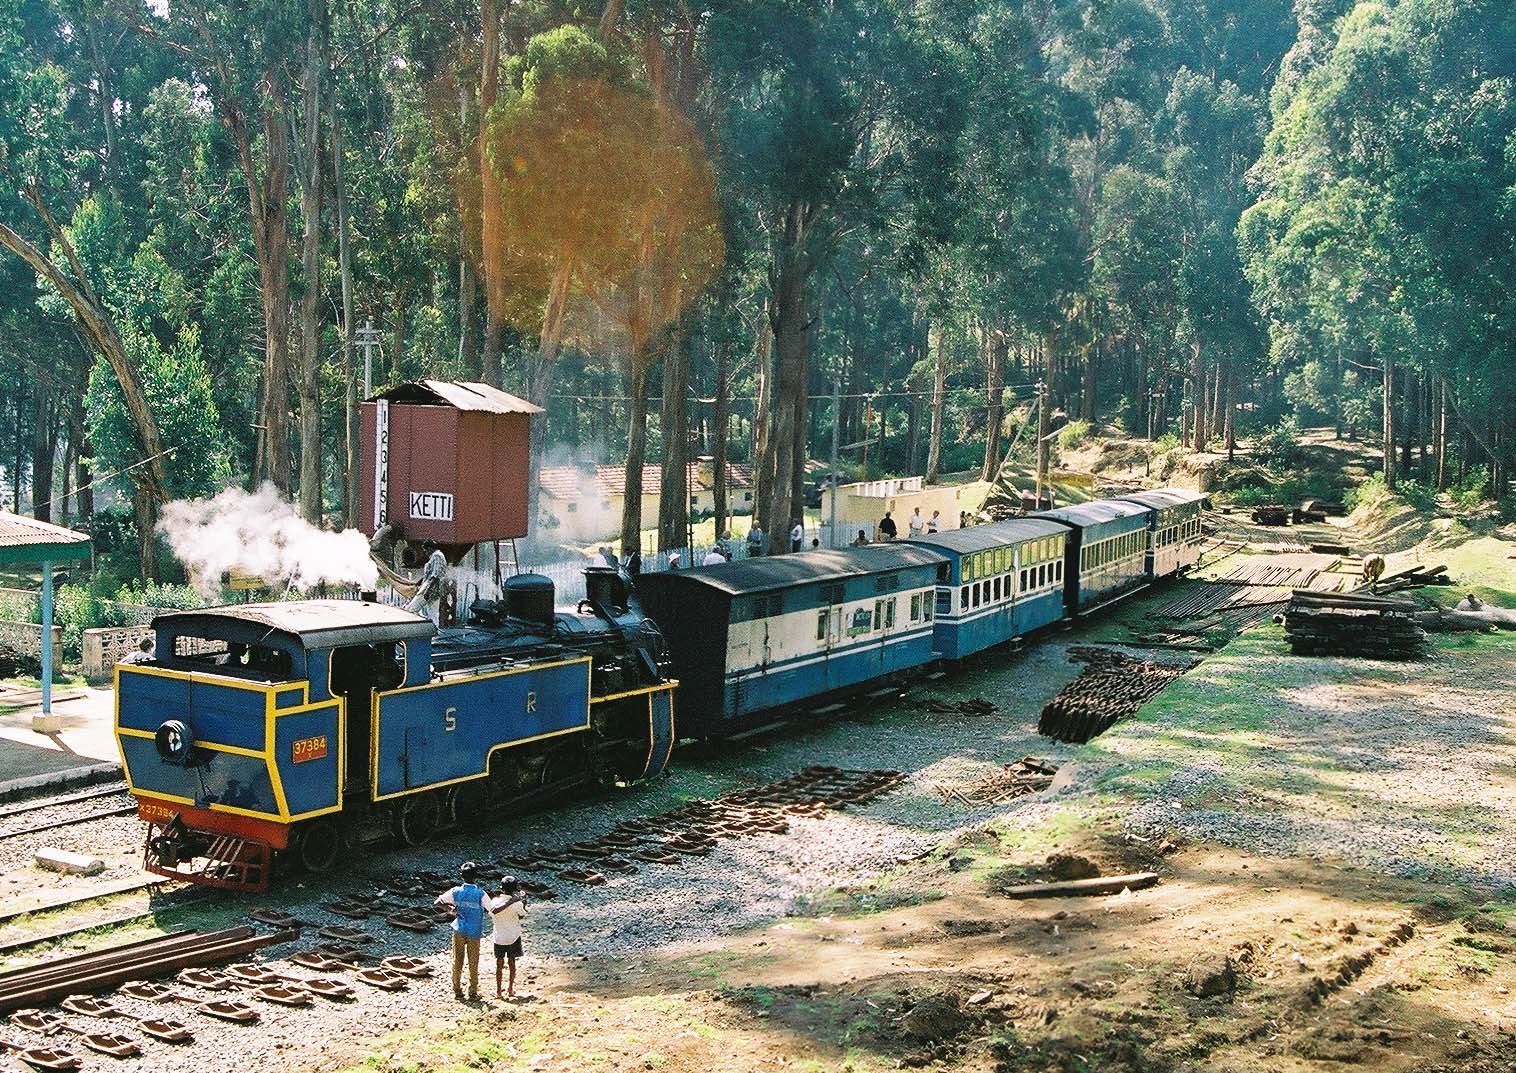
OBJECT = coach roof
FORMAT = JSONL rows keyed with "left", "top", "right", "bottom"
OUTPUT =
{"left": 153, "top": 599, "right": 435, "bottom": 647}
{"left": 1033, "top": 499, "right": 1151, "bottom": 528}
{"left": 907, "top": 518, "right": 1069, "bottom": 556}
{"left": 1112, "top": 488, "right": 1207, "bottom": 511}
{"left": 644, "top": 545, "right": 946, "bottom": 597}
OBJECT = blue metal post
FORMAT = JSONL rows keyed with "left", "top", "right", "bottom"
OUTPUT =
{"left": 40, "top": 560, "right": 52, "bottom": 715}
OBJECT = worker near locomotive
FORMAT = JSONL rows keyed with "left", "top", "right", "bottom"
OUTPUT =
{"left": 112, "top": 379, "right": 1210, "bottom": 892}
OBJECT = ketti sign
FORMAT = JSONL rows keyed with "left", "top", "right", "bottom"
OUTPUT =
{"left": 409, "top": 492, "right": 455, "bottom": 522}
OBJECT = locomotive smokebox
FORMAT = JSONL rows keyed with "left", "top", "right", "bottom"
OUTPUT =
{"left": 360, "top": 380, "right": 543, "bottom": 552}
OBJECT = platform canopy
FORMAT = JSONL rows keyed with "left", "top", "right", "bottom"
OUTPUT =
{"left": 0, "top": 511, "right": 93, "bottom": 566}
{"left": 0, "top": 511, "right": 92, "bottom": 721}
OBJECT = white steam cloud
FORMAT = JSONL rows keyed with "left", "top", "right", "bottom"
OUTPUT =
{"left": 159, "top": 483, "right": 380, "bottom": 597}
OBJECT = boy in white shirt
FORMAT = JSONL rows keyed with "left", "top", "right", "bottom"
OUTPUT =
{"left": 487, "top": 878, "right": 528, "bottom": 998}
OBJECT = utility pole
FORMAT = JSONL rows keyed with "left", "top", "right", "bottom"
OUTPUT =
{"left": 356, "top": 319, "right": 382, "bottom": 398}
{"left": 1035, "top": 381, "right": 1050, "bottom": 510}
{"left": 829, "top": 373, "right": 840, "bottom": 549}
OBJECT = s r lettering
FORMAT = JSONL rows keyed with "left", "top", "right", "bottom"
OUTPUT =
{"left": 444, "top": 706, "right": 457, "bottom": 732}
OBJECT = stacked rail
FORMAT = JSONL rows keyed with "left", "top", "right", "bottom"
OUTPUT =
{"left": 0, "top": 927, "right": 294, "bottom": 1014}
{"left": 1282, "top": 590, "right": 1427, "bottom": 659}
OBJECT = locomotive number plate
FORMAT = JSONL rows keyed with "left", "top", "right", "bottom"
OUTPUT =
{"left": 292, "top": 735, "right": 329, "bottom": 763}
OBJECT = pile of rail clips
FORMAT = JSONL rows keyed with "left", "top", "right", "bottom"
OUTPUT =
{"left": 371, "top": 766, "right": 903, "bottom": 891}
{"left": 932, "top": 757, "right": 1057, "bottom": 806}
{"left": 1038, "top": 645, "right": 1200, "bottom": 744}
{"left": 1282, "top": 590, "right": 1428, "bottom": 659}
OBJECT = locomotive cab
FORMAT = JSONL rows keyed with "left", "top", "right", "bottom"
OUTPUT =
{"left": 115, "top": 600, "right": 435, "bottom": 889}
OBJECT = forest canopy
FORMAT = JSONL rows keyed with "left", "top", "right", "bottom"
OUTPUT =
{"left": 0, "top": 0, "right": 1512, "bottom": 571}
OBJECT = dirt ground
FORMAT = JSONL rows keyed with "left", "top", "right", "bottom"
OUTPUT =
{"left": 324, "top": 632, "right": 1516, "bottom": 1072}
{"left": 328, "top": 827, "right": 1514, "bottom": 1073}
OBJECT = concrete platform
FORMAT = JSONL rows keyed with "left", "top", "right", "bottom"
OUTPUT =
{"left": 0, "top": 684, "right": 121, "bottom": 797}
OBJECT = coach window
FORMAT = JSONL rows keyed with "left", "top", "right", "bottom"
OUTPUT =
{"left": 885, "top": 599, "right": 896, "bottom": 628}
{"left": 910, "top": 593, "right": 922, "bottom": 621}
{"left": 816, "top": 611, "right": 827, "bottom": 641}
{"left": 960, "top": 587, "right": 969, "bottom": 611}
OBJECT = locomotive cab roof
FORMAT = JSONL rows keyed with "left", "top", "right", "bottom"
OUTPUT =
{"left": 152, "top": 599, "right": 435, "bottom": 650}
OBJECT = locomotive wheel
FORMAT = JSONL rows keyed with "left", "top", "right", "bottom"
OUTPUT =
{"left": 392, "top": 792, "right": 442, "bottom": 847}
{"left": 296, "top": 819, "right": 342, "bottom": 873}
{"left": 447, "top": 781, "right": 488, "bottom": 825}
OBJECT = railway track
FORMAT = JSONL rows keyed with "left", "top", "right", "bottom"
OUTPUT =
{"left": 0, "top": 784, "right": 136, "bottom": 843}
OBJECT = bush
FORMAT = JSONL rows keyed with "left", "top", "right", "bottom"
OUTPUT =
{"left": 1056, "top": 419, "right": 1092, "bottom": 450}
{"left": 1395, "top": 479, "right": 1439, "bottom": 514}
{"left": 1252, "top": 416, "right": 1301, "bottom": 468}
{"left": 1346, "top": 473, "right": 1391, "bottom": 514}
{"left": 1224, "top": 485, "right": 1278, "bottom": 507}
{"left": 1451, "top": 472, "right": 1489, "bottom": 513}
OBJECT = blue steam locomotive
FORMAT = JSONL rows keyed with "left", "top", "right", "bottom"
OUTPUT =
{"left": 116, "top": 568, "right": 675, "bottom": 890}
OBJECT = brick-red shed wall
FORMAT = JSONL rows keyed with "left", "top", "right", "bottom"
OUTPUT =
{"left": 360, "top": 401, "right": 529, "bottom": 543}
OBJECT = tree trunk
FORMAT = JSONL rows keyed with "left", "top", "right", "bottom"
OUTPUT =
{"left": 1224, "top": 359, "right": 1237, "bottom": 459}
{"left": 982, "top": 328, "right": 1005, "bottom": 481}
{"left": 925, "top": 323, "right": 945, "bottom": 483}
{"left": 477, "top": 0, "right": 505, "bottom": 387}
{"left": 657, "top": 328, "right": 690, "bottom": 553}
{"left": 1190, "top": 339, "right": 1208, "bottom": 452}
{"left": 0, "top": 218, "right": 169, "bottom": 517}
{"left": 31, "top": 379, "right": 54, "bottom": 522}
{"left": 1436, "top": 376, "right": 1448, "bottom": 491}
{"left": 524, "top": 263, "right": 572, "bottom": 543}
{"left": 1382, "top": 355, "right": 1396, "bottom": 490}
{"left": 239, "top": 70, "right": 295, "bottom": 496}
{"left": 1079, "top": 340, "right": 1097, "bottom": 423}
{"left": 765, "top": 214, "right": 813, "bottom": 554}
{"left": 296, "top": 0, "right": 326, "bottom": 524}
{"left": 751, "top": 318, "right": 773, "bottom": 526}
{"left": 330, "top": 85, "right": 358, "bottom": 528}
{"left": 619, "top": 350, "right": 652, "bottom": 553}
{"left": 70, "top": 397, "right": 92, "bottom": 521}
{"left": 712, "top": 332, "right": 729, "bottom": 537}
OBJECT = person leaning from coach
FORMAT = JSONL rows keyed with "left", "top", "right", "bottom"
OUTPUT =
{"left": 435, "top": 861, "right": 489, "bottom": 1001}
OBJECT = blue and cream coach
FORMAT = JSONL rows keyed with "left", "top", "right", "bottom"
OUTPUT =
{"left": 636, "top": 547, "right": 942, "bottom": 736}
{"left": 908, "top": 519, "right": 1069, "bottom": 659}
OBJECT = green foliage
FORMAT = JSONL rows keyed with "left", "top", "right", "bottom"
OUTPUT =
{"left": 1346, "top": 473, "right": 1391, "bottom": 514}
{"left": 85, "top": 319, "right": 229, "bottom": 500}
{"left": 1252, "top": 416, "right": 1301, "bottom": 468}
{"left": 1396, "top": 479, "right": 1439, "bottom": 514}
{"left": 1056, "top": 419, "right": 1092, "bottom": 450}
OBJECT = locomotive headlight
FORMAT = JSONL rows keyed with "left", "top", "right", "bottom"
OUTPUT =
{"left": 154, "top": 719, "right": 195, "bottom": 764}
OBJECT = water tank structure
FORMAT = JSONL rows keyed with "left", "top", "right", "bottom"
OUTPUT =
{"left": 359, "top": 380, "right": 542, "bottom": 556}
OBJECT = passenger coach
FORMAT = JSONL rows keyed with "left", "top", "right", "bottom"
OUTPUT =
{"left": 636, "top": 547, "right": 943, "bottom": 736}
{"left": 1114, "top": 488, "right": 1207, "bottom": 578}
{"left": 1034, "top": 500, "right": 1152, "bottom": 614}
{"left": 908, "top": 519, "right": 1069, "bottom": 659}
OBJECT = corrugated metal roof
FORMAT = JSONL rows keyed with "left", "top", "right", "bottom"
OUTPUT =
{"left": 153, "top": 599, "right": 434, "bottom": 646}
{"left": 371, "top": 379, "right": 543, "bottom": 414}
{"left": 1034, "top": 500, "right": 1151, "bottom": 527}
{"left": 0, "top": 512, "right": 92, "bottom": 564}
{"left": 640, "top": 545, "right": 947, "bottom": 597}
{"left": 907, "top": 518, "right": 1069, "bottom": 556}
{"left": 1113, "top": 488, "right": 1207, "bottom": 511}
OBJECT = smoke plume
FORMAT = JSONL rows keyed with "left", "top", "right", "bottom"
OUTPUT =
{"left": 159, "top": 484, "right": 379, "bottom": 597}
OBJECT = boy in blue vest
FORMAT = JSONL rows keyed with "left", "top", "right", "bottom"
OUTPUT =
{"left": 435, "top": 861, "right": 489, "bottom": 1000}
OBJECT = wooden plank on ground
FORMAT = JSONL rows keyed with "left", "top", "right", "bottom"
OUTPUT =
{"left": 999, "top": 872, "right": 1159, "bottom": 899}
